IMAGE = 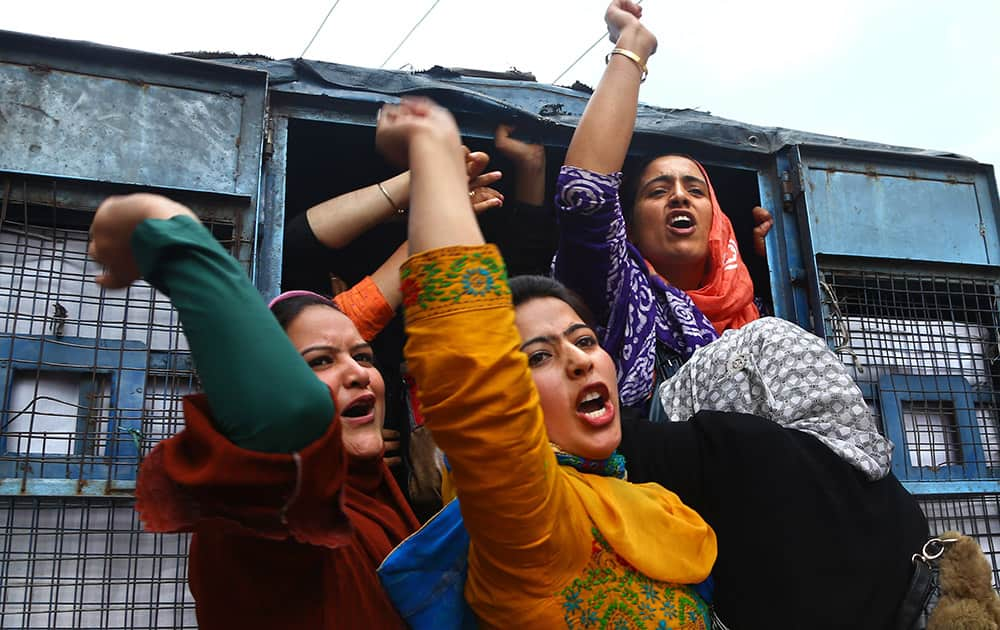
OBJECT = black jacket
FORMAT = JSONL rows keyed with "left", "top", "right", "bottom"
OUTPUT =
{"left": 619, "top": 410, "right": 929, "bottom": 630}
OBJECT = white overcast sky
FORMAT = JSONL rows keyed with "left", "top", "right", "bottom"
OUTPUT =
{"left": 4, "top": 0, "right": 999, "bottom": 178}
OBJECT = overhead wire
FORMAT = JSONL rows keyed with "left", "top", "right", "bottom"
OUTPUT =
{"left": 550, "top": 32, "right": 607, "bottom": 85}
{"left": 380, "top": 0, "right": 442, "bottom": 69}
{"left": 300, "top": 0, "right": 345, "bottom": 59}
{"left": 550, "top": 0, "right": 643, "bottom": 85}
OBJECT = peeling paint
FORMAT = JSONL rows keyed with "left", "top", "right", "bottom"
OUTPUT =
{"left": 538, "top": 103, "right": 565, "bottom": 117}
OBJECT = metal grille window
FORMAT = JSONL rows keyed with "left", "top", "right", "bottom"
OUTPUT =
{"left": 0, "top": 175, "right": 252, "bottom": 628}
{"left": 821, "top": 262, "right": 1000, "bottom": 485}
{"left": 821, "top": 261, "right": 1000, "bottom": 584}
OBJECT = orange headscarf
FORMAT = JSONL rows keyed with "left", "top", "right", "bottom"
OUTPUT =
{"left": 647, "top": 158, "right": 759, "bottom": 334}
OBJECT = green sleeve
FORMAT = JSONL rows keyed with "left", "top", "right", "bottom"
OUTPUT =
{"left": 132, "top": 215, "right": 334, "bottom": 452}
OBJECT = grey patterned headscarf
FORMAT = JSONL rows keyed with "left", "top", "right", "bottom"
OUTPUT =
{"left": 657, "top": 317, "right": 893, "bottom": 480}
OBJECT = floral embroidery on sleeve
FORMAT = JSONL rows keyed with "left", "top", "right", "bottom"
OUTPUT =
{"left": 401, "top": 245, "right": 510, "bottom": 323}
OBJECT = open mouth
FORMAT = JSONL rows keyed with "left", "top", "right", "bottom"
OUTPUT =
{"left": 577, "top": 390, "right": 607, "bottom": 418}
{"left": 575, "top": 385, "right": 614, "bottom": 427}
{"left": 667, "top": 212, "right": 695, "bottom": 230}
{"left": 342, "top": 396, "right": 375, "bottom": 419}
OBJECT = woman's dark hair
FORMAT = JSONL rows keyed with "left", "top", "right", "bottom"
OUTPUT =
{"left": 509, "top": 275, "right": 596, "bottom": 329}
{"left": 270, "top": 293, "right": 341, "bottom": 331}
{"left": 620, "top": 152, "right": 701, "bottom": 227}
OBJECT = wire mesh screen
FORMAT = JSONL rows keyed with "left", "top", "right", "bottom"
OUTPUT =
{"left": 918, "top": 493, "right": 1000, "bottom": 588}
{"left": 820, "top": 260, "right": 1000, "bottom": 584}
{"left": 820, "top": 263, "right": 1000, "bottom": 481}
{"left": 0, "top": 175, "right": 252, "bottom": 628}
{"left": 1, "top": 497, "right": 194, "bottom": 629}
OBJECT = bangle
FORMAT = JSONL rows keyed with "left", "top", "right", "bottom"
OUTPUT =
{"left": 605, "top": 48, "right": 648, "bottom": 83}
{"left": 377, "top": 182, "right": 405, "bottom": 215}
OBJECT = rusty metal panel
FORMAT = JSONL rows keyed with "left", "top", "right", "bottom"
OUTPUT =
{"left": 0, "top": 64, "right": 242, "bottom": 192}
{"left": 0, "top": 31, "right": 267, "bottom": 199}
{"left": 797, "top": 150, "right": 998, "bottom": 266}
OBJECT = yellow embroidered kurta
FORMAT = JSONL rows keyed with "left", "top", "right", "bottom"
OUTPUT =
{"left": 401, "top": 245, "right": 717, "bottom": 629}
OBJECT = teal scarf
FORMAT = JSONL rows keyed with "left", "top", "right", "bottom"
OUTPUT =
{"left": 551, "top": 444, "right": 627, "bottom": 480}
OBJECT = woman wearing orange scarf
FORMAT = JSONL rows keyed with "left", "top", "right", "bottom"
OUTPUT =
{"left": 553, "top": 0, "right": 763, "bottom": 409}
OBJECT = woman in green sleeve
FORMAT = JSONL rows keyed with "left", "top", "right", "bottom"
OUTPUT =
{"left": 87, "top": 194, "right": 418, "bottom": 629}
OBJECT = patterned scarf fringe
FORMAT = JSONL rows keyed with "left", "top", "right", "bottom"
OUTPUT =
{"left": 551, "top": 444, "right": 627, "bottom": 480}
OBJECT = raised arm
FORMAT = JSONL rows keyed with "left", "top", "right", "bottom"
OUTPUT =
{"left": 380, "top": 99, "right": 575, "bottom": 594}
{"left": 551, "top": 0, "right": 665, "bottom": 405}
{"left": 305, "top": 172, "right": 410, "bottom": 249}
{"left": 564, "top": 0, "right": 657, "bottom": 174}
{"left": 494, "top": 124, "right": 546, "bottom": 207}
{"left": 328, "top": 242, "right": 408, "bottom": 343}
{"left": 302, "top": 152, "right": 502, "bottom": 250}
{"left": 374, "top": 100, "right": 483, "bottom": 252}
{"left": 89, "top": 194, "right": 333, "bottom": 453}
{"left": 483, "top": 124, "right": 556, "bottom": 276}
{"left": 289, "top": 150, "right": 504, "bottom": 333}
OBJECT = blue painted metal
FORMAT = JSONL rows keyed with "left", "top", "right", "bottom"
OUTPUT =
{"left": 251, "top": 58, "right": 981, "bottom": 163}
{"left": 794, "top": 148, "right": 998, "bottom": 266}
{"left": 0, "top": 478, "right": 135, "bottom": 496}
{"left": 0, "top": 168, "right": 255, "bottom": 206}
{"left": 902, "top": 480, "right": 1000, "bottom": 495}
{"left": 879, "top": 373, "right": 987, "bottom": 482}
{"left": 772, "top": 151, "right": 815, "bottom": 332}
{"left": 0, "top": 29, "right": 268, "bottom": 301}
{"left": 756, "top": 162, "right": 793, "bottom": 321}
{"left": 147, "top": 350, "right": 193, "bottom": 373}
{"left": 258, "top": 115, "right": 289, "bottom": 300}
{"left": 0, "top": 33, "right": 268, "bottom": 200}
{"left": 788, "top": 147, "right": 829, "bottom": 338}
{"left": 976, "top": 167, "right": 1000, "bottom": 264}
{"left": 846, "top": 381, "right": 995, "bottom": 408}
{"left": 0, "top": 335, "right": 147, "bottom": 482}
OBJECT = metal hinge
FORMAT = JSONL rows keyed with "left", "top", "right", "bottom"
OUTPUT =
{"left": 781, "top": 170, "right": 794, "bottom": 207}
{"left": 781, "top": 168, "right": 805, "bottom": 213}
{"left": 263, "top": 114, "right": 274, "bottom": 160}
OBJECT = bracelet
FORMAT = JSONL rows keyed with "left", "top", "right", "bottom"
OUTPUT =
{"left": 605, "top": 48, "right": 648, "bottom": 83}
{"left": 376, "top": 182, "right": 405, "bottom": 215}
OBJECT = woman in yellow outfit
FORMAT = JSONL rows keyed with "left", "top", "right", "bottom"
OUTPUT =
{"left": 375, "top": 82, "right": 717, "bottom": 628}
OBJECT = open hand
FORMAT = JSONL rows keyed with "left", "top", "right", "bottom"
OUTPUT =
{"left": 88, "top": 194, "right": 199, "bottom": 289}
{"left": 465, "top": 148, "right": 503, "bottom": 191}
{"left": 463, "top": 147, "right": 504, "bottom": 212}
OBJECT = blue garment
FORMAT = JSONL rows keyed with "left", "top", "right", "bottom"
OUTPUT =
{"left": 377, "top": 498, "right": 477, "bottom": 629}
